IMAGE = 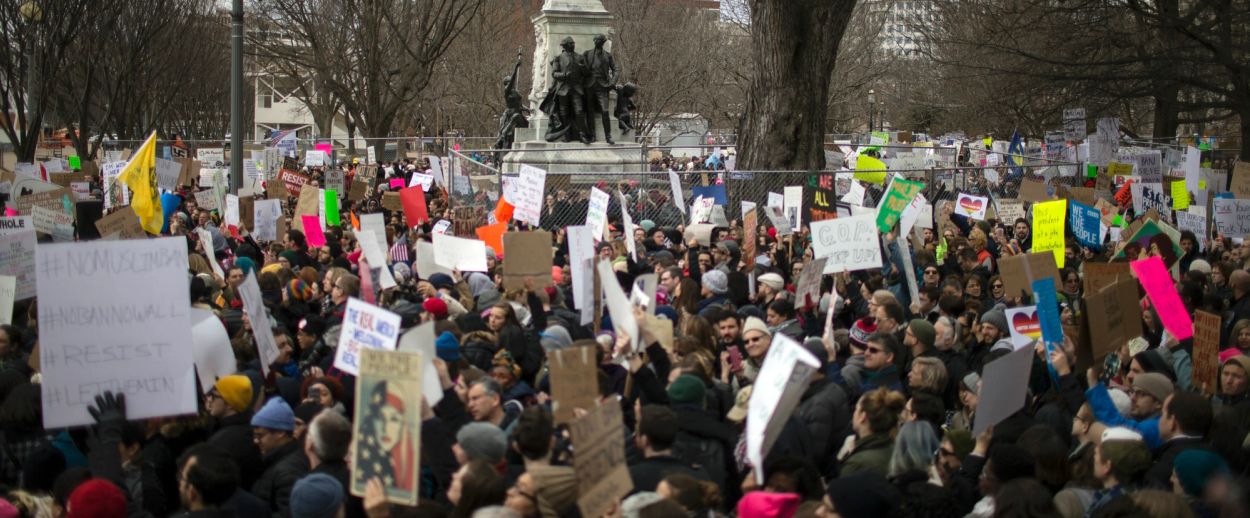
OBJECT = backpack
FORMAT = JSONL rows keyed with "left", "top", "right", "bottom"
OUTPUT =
{"left": 670, "top": 432, "right": 727, "bottom": 490}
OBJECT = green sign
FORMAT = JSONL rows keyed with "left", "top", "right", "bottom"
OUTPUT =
{"left": 877, "top": 178, "right": 924, "bottom": 233}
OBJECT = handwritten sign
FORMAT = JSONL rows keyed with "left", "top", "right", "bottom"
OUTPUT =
{"left": 1214, "top": 198, "right": 1250, "bottom": 241}
{"left": 570, "top": 399, "right": 634, "bottom": 518}
{"left": 333, "top": 298, "right": 401, "bottom": 376}
{"left": 511, "top": 165, "right": 546, "bottom": 226}
{"left": 585, "top": 187, "right": 610, "bottom": 241}
{"left": 1083, "top": 262, "right": 1129, "bottom": 294}
{"left": 548, "top": 345, "right": 599, "bottom": 424}
{"left": 37, "top": 239, "right": 197, "bottom": 428}
{"left": 0, "top": 227, "right": 36, "bottom": 300}
{"left": 1131, "top": 256, "right": 1193, "bottom": 340}
{"left": 1032, "top": 199, "right": 1067, "bottom": 268}
{"left": 877, "top": 178, "right": 923, "bottom": 232}
{"left": 431, "top": 234, "right": 488, "bottom": 272}
{"left": 94, "top": 206, "right": 146, "bottom": 241}
{"left": 811, "top": 214, "right": 882, "bottom": 273}
{"left": 1063, "top": 108, "right": 1086, "bottom": 142}
{"left": 746, "top": 333, "right": 820, "bottom": 483}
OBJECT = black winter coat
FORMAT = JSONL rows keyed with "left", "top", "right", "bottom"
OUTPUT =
{"left": 795, "top": 376, "right": 851, "bottom": 473}
{"left": 251, "top": 439, "right": 309, "bottom": 518}
{"left": 209, "top": 413, "right": 263, "bottom": 490}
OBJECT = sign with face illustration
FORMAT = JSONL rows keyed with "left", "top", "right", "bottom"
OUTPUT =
{"left": 351, "top": 348, "right": 423, "bottom": 505}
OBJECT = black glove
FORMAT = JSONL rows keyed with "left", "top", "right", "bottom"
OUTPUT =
{"left": 87, "top": 391, "right": 127, "bottom": 443}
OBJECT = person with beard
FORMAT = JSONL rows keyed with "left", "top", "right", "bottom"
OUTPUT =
{"left": 966, "top": 304, "right": 1008, "bottom": 374}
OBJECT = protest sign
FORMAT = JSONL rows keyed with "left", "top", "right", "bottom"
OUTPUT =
{"left": 746, "top": 333, "right": 821, "bottom": 483}
{"left": 841, "top": 181, "right": 866, "bottom": 206}
{"left": 570, "top": 399, "right": 634, "bottom": 518}
{"left": 238, "top": 196, "right": 254, "bottom": 232}
{"left": 953, "top": 193, "right": 988, "bottom": 220}
{"left": 805, "top": 172, "right": 837, "bottom": 223}
{"left": 1033, "top": 279, "right": 1064, "bottom": 347}
{"left": 1175, "top": 211, "right": 1206, "bottom": 249}
{"left": 280, "top": 169, "right": 309, "bottom": 196}
{"left": 586, "top": 187, "right": 610, "bottom": 241}
{"left": 973, "top": 346, "right": 1035, "bottom": 436}
{"left": 997, "top": 252, "right": 1061, "bottom": 297}
{"left": 877, "top": 178, "right": 923, "bottom": 232}
{"left": 667, "top": 171, "right": 685, "bottom": 213}
{"left": 1032, "top": 199, "right": 1067, "bottom": 268}
{"left": 1138, "top": 151, "right": 1163, "bottom": 184}
{"left": 452, "top": 207, "right": 485, "bottom": 238}
{"left": 252, "top": 199, "right": 281, "bottom": 241}
{"left": 1132, "top": 256, "right": 1192, "bottom": 339}
{"left": 16, "top": 187, "right": 75, "bottom": 223}
{"left": 763, "top": 205, "right": 792, "bottom": 236}
{"left": 408, "top": 172, "right": 433, "bottom": 192}
{"left": 1005, "top": 306, "right": 1040, "bottom": 349}
{"left": 811, "top": 214, "right": 882, "bottom": 273}
{"left": 37, "top": 239, "right": 197, "bottom": 428}
{"left": 567, "top": 225, "right": 595, "bottom": 317}
{"left": 291, "top": 186, "right": 320, "bottom": 232}
{"left": 432, "top": 234, "right": 488, "bottom": 272}
{"left": 619, "top": 191, "right": 639, "bottom": 257}
{"left": 1139, "top": 185, "right": 1173, "bottom": 218}
{"left": 476, "top": 223, "right": 506, "bottom": 257}
{"left": 380, "top": 192, "right": 402, "bottom": 211}
{"left": 1083, "top": 262, "right": 1130, "bottom": 295}
{"left": 414, "top": 240, "right": 453, "bottom": 281}
{"left": 598, "top": 259, "right": 639, "bottom": 354}
{"left": 548, "top": 345, "right": 598, "bottom": 424}
{"left": 996, "top": 200, "right": 1025, "bottom": 225}
{"left": 1019, "top": 181, "right": 1052, "bottom": 203}
{"left": 237, "top": 272, "right": 281, "bottom": 377}
{"left": 692, "top": 184, "right": 728, "bottom": 206}
{"left": 794, "top": 257, "right": 828, "bottom": 308}
{"left": 898, "top": 193, "right": 928, "bottom": 237}
{"left": 32, "top": 205, "right": 74, "bottom": 239}
{"left": 1214, "top": 198, "right": 1250, "bottom": 241}
{"left": 193, "top": 189, "right": 219, "bottom": 212}
{"left": 303, "top": 216, "right": 327, "bottom": 248}
{"left": 333, "top": 298, "right": 402, "bottom": 376}
{"left": 1188, "top": 311, "right": 1219, "bottom": 390}
{"left": 1070, "top": 200, "right": 1101, "bottom": 250}
{"left": 767, "top": 192, "right": 784, "bottom": 208}
{"left": 190, "top": 308, "right": 236, "bottom": 394}
{"left": 68, "top": 181, "right": 88, "bottom": 202}
{"left": 349, "top": 348, "right": 423, "bottom": 503}
{"left": 853, "top": 155, "right": 887, "bottom": 184}
{"left": 783, "top": 186, "right": 802, "bottom": 228}
{"left": 94, "top": 206, "right": 146, "bottom": 240}
{"left": 1063, "top": 108, "right": 1086, "bottom": 141}
{"left": 0, "top": 276, "right": 14, "bottom": 325}
{"left": 154, "top": 158, "right": 181, "bottom": 192}
{"left": 502, "top": 231, "right": 553, "bottom": 291}
{"left": 512, "top": 165, "right": 546, "bottom": 226}
{"left": 0, "top": 226, "right": 36, "bottom": 300}
{"left": 197, "top": 148, "right": 226, "bottom": 168}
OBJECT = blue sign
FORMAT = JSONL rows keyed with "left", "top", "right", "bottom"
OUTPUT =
{"left": 691, "top": 185, "right": 728, "bottom": 206}
{"left": 1032, "top": 278, "right": 1064, "bottom": 345}
{"left": 1069, "top": 200, "right": 1101, "bottom": 251}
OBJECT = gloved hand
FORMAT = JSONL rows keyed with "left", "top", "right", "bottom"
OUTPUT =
{"left": 87, "top": 391, "right": 127, "bottom": 443}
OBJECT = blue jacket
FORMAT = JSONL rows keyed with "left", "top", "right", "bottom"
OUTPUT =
{"left": 1086, "top": 383, "right": 1162, "bottom": 448}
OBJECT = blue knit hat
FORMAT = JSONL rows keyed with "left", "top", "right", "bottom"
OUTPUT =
{"left": 429, "top": 273, "right": 455, "bottom": 291}
{"left": 251, "top": 398, "right": 295, "bottom": 431}
{"left": 1173, "top": 450, "right": 1229, "bottom": 497}
{"left": 290, "top": 473, "right": 344, "bottom": 518}
{"left": 435, "top": 331, "right": 460, "bottom": 361}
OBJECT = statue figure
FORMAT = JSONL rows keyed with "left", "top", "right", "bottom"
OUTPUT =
{"left": 528, "top": 24, "right": 547, "bottom": 107}
{"left": 614, "top": 83, "right": 637, "bottom": 132}
{"left": 539, "top": 37, "right": 590, "bottom": 144}
{"left": 582, "top": 34, "right": 617, "bottom": 144}
{"left": 495, "top": 47, "right": 530, "bottom": 153}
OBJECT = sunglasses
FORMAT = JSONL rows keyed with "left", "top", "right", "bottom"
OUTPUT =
{"left": 993, "top": 284, "right": 1003, "bottom": 288}
{"left": 866, "top": 346, "right": 885, "bottom": 354}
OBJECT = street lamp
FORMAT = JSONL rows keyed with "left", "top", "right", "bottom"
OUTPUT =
{"left": 867, "top": 89, "right": 876, "bottom": 133}
{"left": 878, "top": 101, "right": 885, "bottom": 132}
{"left": 20, "top": 1, "right": 42, "bottom": 145}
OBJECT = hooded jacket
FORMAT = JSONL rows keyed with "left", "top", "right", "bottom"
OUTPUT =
{"left": 795, "top": 377, "right": 851, "bottom": 472}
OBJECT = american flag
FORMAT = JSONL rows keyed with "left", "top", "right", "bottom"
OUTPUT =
{"left": 390, "top": 234, "right": 410, "bottom": 262}
{"left": 269, "top": 129, "right": 296, "bottom": 147}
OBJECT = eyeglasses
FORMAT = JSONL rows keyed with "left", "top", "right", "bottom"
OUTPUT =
{"left": 924, "top": 270, "right": 939, "bottom": 275}
{"left": 866, "top": 346, "right": 884, "bottom": 355}
{"left": 746, "top": 335, "right": 768, "bottom": 343}
{"left": 993, "top": 283, "right": 1003, "bottom": 288}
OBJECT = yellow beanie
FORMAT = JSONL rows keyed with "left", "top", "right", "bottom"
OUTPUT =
{"left": 215, "top": 375, "right": 253, "bottom": 413}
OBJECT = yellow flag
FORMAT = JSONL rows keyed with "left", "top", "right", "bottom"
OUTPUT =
{"left": 854, "top": 155, "right": 888, "bottom": 185}
{"left": 117, "top": 131, "right": 162, "bottom": 235}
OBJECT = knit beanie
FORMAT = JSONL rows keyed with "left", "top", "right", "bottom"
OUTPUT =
{"left": 944, "top": 430, "right": 975, "bottom": 463}
{"left": 485, "top": 246, "right": 498, "bottom": 260}
{"left": 980, "top": 303, "right": 1010, "bottom": 336}
{"left": 1100, "top": 427, "right": 1152, "bottom": 478}
{"left": 849, "top": 317, "right": 877, "bottom": 349}
{"left": 251, "top": 397, "right": 296, "bottom": 431}
{"left": 428, "top": 273, "right": 455, "bottom": 291}
{"left": 422, "top": 297, "right": 449, "bottom": 319}
{"left": 908, "top": 319, "right": 936, "bottom": 349}
{"left": 435, "top": 331, "right": 460, "bottom": 360}
{"left": 667, "top": 375, "right": 706, "bottom": 407}
{"left": 1132, "top": 372, "right": 1174, "bottom": 403}
{"left": 824, "top": 472, "right": 901, "bottom": 518}
{"left": 67, "top": 479, "right": 127, "bottom": 518}
{"left": 286, "top": 280, "right": 312, "bottom": 302}
{"left": 298, "top": 315, "right": 326, "bottom": 339}
{"left": 1173, "top": 450, "right": 1230, "bottom": 497}
{"left": 758, "top": 273, "right": 784, "bottom": 292}
{"left": 1189, "top": 259, "right": 1212, "bottom": 274}
{"left": 529, "top": 465, "right": 578, "bottom": 518}
{"left": 290, "top": 473, "right": 344, "bottom": 518}
{"left": 539, "top": 326, "right": 573, "bottom": 352}
{"left": 392, "top": 263, "right": 411, "bottom": 283}
{"left": 702, "top": 270, "right": 729, "bottom": 295}
{"left": 742, "top": 317, "right": 770, "bottom": 340}
{"left": 215, "top": 375, "right": 253, "bottom": 413}
{"left": 962, "top": 372, "right": 980, "bottom": 393}
{"left": 455, "top": 422, "right": 507, "bottom": 464}
{"left": 737, "top": 491, "right": 801, "bottom": 518}
{"left": 278, "top": 250, "right": 302, "bottom": 268}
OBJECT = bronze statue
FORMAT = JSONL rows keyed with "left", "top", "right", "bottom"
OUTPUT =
{"left": 582, "top": 34, "right": 617, "bottom": 145}
{"left": 614, "top": 83, "right": 637, "bottom": 132}
{"left": 495, "top": 47, "right": 530, "bottom": 153}
{"left": 539, "top": 37, "right": 590, "bottom": 144}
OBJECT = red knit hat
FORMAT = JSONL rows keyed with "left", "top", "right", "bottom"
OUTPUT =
{"left": 67, "top": 480, "right": 127, "bottom": 518}
{"left": 849, "top": 316, "right": 878, "bottom": 349}
{"left": 422, "top": 297, "right": 449, "bottom": 319}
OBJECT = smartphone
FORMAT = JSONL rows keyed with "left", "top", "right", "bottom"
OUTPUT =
{"left": 727, "top": 346, "right": 744, "bottom": 373}
{"left": 309, "top": 387, "right": 321, "bottom": 399}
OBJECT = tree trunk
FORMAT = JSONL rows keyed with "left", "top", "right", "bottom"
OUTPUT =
{"left": 737, "top": 0, "right": 857, "bottom": 171}
{"left": 1151, "top": 83, "right": 1180, "bottom": 142}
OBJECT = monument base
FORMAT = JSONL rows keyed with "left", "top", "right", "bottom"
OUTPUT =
{"left": 501, "top": 140, "right": 646, "bottom": 181}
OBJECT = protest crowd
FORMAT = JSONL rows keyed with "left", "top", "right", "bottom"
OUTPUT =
{"left": 2, "top": 132, "right": 1249, "bottom": 518}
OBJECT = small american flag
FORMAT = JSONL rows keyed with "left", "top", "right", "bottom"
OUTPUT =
{"left": 390, "top": 234, "right": 410, "bottom": 262}
{"left": 268, "top": 129, "right": 296, "bottom": 147}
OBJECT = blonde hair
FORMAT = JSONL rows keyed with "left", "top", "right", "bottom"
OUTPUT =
{"left": 911, "top": 357, "right": 948, "bottom": 395}
{"left": 1129, "top": 490, "right": 1195, "bottom": 518}
{"left": 188, "top": 254, "right": 214, "bottom": 277}
{"left": 968, "top": 229, "right": 987, "bottom": 251}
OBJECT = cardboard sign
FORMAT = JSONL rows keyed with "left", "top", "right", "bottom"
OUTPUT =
{"left": 1192, "top": 311, "right": 1220, "bottom": 389}
{"left": 292, "top": 186, "right": 320, "bottom": 232}
{"left": 1083, "top": 278, "right": 1141, "bottom": 360}
{"left": 502, "top": 231, "right": 553, "bottom": 291}
{"left": 996, "top": 199, "right": 1025, "bottom": 225}
{"left": 381, "top": 192, "right": 403, "bottom": 211}
{"left": 347, "top": 177, "right": 370, "bottom": 202}
{"left": 810, "top": 214, "right": 883, "bottom": 273}
{"left": 1083, "top": 262, "right": 1130, "bottom": 294}
{"left": 1233, "top": 162, "right": 1250, "bottom": 199}
{"left": 548, "top": 345, "right": 598, "bottom": 424}
{"left": 1019, "top": 180, "right": 1052, "bottom": 203}
{"left": 94, "top": 206, "right": 146, "bottom": 240}
{"left": 333, "top": 298, "right": 402, "bottom": 376}
{"left": 15, "top": 187, "right": 75, "bottom": 222}
{"left": 973, "top": 346, "right": 1035, "bottom": 436}
{"left": 238, "top": 196, "right": 254, "bottom": 232}
{"left": 794, "top": 257, "right": 828, "bottom": 309}
{"left": 1131, "top": 256, "right": 1192, "bottom": 340}
{"left": 266, "top": 177, "right": 289, "bottom": 200}
{"left": 37, "top": 239, "right": 197, "bottom": 428}
{"left": 998, "top": 252, "right": 1062, "bottom": 298}
{"left": 570, "top": 400, "right": 634, "bottom": 518}
{"left": 746, "top": 333, "right": 821, "bottom": 483}
{"left": 452, "top": 206, "right": 485, "bottom": 238}
{"left": 350, "top": 348, "right": 423, "bottom": 504}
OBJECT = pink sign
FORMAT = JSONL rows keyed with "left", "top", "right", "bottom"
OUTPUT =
{"left": 389, "top": 178, "right": 405, "bottom": 189}
{"left": 315, "top": 143, "right": 332, "bottom": 155}
{"left": 1130, "top": 256, "right": 1193, "bottom": 340}
{"left": 301, "top": 215, "right": 326, "bottom": 247}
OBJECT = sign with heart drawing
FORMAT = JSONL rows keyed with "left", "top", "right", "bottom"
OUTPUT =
{"left": 954, "top": 193, "right": 989, "bottom": 220}
{"left": 1005, "top": 305, "right": 1041, "bottom": 350}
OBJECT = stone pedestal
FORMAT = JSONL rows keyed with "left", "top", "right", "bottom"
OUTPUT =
{"left": 504, "top": 0, "right": 643, "bottom": 176}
